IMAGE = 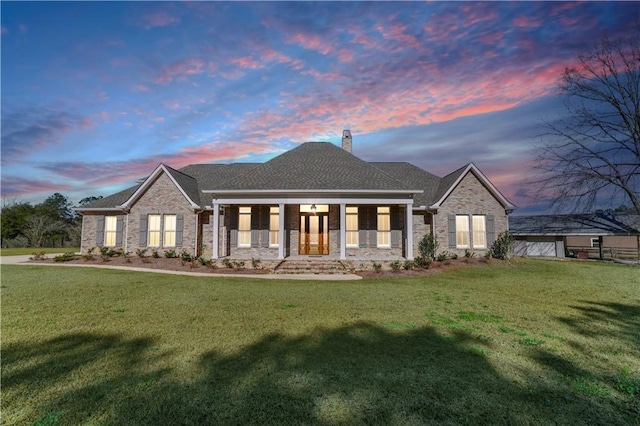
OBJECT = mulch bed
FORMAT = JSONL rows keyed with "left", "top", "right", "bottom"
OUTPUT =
{"left": 30, "top": 255, "right": 499, "bottom": 278}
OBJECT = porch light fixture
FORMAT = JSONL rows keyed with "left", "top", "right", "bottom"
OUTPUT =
{"left": 310, "top": 204, "right": 317, "bottom": 215}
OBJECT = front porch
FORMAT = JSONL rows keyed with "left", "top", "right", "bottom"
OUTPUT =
{"left": 207, "top": 198, "right": 416, "bottom": 261}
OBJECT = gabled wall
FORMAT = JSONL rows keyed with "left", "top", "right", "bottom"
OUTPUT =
{"left": 434, "top": 172, "right": 508, "bottom": 256}
{"left": 126, "top": 172, "right": 198, "bottom": 255}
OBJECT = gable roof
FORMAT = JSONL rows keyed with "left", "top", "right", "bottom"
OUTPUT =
{"left": 430, "top": 163, "right": 516, "bottom": 211}
{"left": 76, "top": 142, "right": 514, "bottom": 212}
{"left": 208, "top": 142, "right": 420, "bottom": 193}
{"left": 510, "top": 213, "right": 640, "bottom": 236}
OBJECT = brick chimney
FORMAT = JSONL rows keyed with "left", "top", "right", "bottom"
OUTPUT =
{"left": 341, "top": 130, "right": 352, "bottom": 153}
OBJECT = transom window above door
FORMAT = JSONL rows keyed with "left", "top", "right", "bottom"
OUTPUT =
{"left": 299, "top": 204, "right": 329, "bottom": 213}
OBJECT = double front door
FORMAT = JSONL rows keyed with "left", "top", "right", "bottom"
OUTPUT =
{"left": 299, "top": 213, "right": 329, "bottom": 255}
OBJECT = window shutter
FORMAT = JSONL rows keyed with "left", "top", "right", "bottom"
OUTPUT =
{"left": 358, "top": 206, "right": 368, "bottom": 230}
{"left": 486, "top": 215, "right": 495, "bottom": 246}
{"left": 448, "top": 215, "right": 456, "bottom": 248}
{"left": 251, "top": 229, "right": 259, "bottom": 246}
{"left": 176, "top": 214, "right": 184, "bottom": 247}
{"left": 260, "top": 229, "right": 269, "bottom": 247}
{"left": 390, "top": 206, "right": 400, "bottom": 230}
{"left": 139, "top": 215, "right": 148, "bottom": 246}
{"left": 261, "top": 206, "right": 270, "bottom": 230}
{"left": 230, "top": 229, "right": 238, "bottom": 247}
{"left": 370, "top": 230, "right": 377, "bottom": 248}
{"left": 229, "top": 206, "right": 239, "bottom": 229}
{"left": 359, "top": 230, "right": 368, "bottom": 248}
{"left": 115, "top": 216, "right": 124, "bottom": 246}
{"left": 96, "top": 215, "right": 105, "bottom": 246}
{"left": 391, "top": 230, "right": 401, "bottom": 248}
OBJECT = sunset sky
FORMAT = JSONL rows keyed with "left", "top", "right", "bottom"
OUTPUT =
{"left": 2, "top": 1, "right": 638, "bottom": 214}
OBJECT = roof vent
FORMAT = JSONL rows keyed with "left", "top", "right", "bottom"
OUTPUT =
{"left": 341, "top": 130, "right": 352, "bottom": 153}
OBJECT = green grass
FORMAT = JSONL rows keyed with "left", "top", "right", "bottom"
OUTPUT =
{"left": 0, "top": 247, "right": 79, "bottom": 256}
{"left": 2, "top": 259, "right": 639, "bottom": 425}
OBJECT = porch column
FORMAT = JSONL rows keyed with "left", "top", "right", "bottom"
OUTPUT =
{"left": 340, "top": 203, "right": 346, "bottom": 260}
{"left": 278, "top": 203, "right": 285, "bottom": 259}
{"left": 406, "top": 203, "right": 413, "bottom": 259}
{"left": 212, "top": 202, "right": 219, "bottom": 259}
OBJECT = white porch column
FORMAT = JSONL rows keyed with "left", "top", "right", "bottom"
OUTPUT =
{"left": 406, "top": 203, "right": 413, "bottom": 259}
{"left": 278, "top": 203, "right": 285, "bottom": 259}
{"left": 212, "top": 202, "right": 220, "bottom": 259}
{"left": 340, "top": 203, "right": 346, "bottom": 260}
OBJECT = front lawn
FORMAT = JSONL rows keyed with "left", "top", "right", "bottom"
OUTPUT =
{"left": 2, "top": 260, "right": 638, "bottom": 424}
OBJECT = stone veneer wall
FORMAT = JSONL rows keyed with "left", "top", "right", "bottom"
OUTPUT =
{"left": 126, "top": 172, "right": 198, "bottom": 256}
{"left": 412, "top": 211, "right": 433, "bottom": 256}
{"left": 433, "top": 172, "right": 508, "bottom": 257}
{"left": 80, "top": 212, "right": 127, "bottom": 253}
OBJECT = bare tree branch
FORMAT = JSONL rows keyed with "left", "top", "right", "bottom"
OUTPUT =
{"left": 532, "top": 35, "right": 640, "bottom": 216}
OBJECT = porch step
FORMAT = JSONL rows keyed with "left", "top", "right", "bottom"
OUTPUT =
{"left": 274, "top": 260, "right": 351, "bottom": 274}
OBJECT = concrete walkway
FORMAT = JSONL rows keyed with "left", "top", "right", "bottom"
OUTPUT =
{"left": 0, "top": 254, "right": 362, "bottom": 280}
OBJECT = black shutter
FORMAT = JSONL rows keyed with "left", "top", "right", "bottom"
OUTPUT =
{"left": 448, "top": 215, "right": 456, "bottom": 248}
{"left": 486, "top": 215, "right": 495, "bottom": 247}
{"left": 139, "top": 215, "right": 148, "bottom": 246}
{"left": 115, "top": 216, "right": 124, "bottom": 246}
{"left": 96, "top": 215, "right": 105, "bottom": 246}
{"left": 229, "top": 206, "right": 239, "bottom": 229}
{"left": 176, "top": 214, "right": 184, "bottom": 247}
{"left": 230, "top": 230, "right": 238, "bottom": 247}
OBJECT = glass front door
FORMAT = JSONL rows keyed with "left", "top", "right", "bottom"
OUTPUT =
{"left": 299, "top": 213, "right": 329, "bottom": 255}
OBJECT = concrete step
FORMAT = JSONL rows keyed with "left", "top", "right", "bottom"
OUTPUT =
{"left": 274, "top": 260, "right": 350, "bottom": 274}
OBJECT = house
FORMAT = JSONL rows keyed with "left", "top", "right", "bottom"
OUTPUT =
{"left": 510, "top": 213, "right": 640, "bottom": 260}
{"left": 77, "top": 131, "right": 515, "bottom": 262}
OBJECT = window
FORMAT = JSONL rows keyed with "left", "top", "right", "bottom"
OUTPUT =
{"left": 104, "top": 216, "right": 118, "bottom": 246}
{"left": 456, "top": 215, "right": 470, "bottom": 248}
{"left": 269, "top": 206, "right": 279, "bottom": 247}
{"left": 472, "top": 215, "right": 486, "bottom": 249}
{"left": 346, "top": 207, "right": 358, "bottom": 247}
{"left": 164, "top": 215, "right": 177, "bottom": 247}
{"left": 377, "top": 207, "right": 390, "bottom": 247}
{"left": 238, "top": 207, "right": 251, "bottom": 247}
{"left": 591, "top": 237, "right": 600, "bottom": 248}
{"left": 148, "top": 214, "right": 161, "bottom": 247}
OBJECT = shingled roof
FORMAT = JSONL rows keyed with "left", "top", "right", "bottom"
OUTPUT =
{"left": 210, "top": 142, "right": 418, "bottom": 192}
{"left": 77, "top": 141, "right": 513, "bottom": 211}
{"left": 370, "top": 162, "right": 441, "bottom": 207}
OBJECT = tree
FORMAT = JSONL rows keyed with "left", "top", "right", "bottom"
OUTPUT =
{"left": 22, "top": 215, "right": 66, "bottom": 248}
{"left": 79, "top": 195, "right": 103, "bottom": 206}
{"left": 532, "top": 36, "right": 640, "bottom": 216}
{"left": 0, "top": 200, "right": 35, "bottom": 244}
{"left": 37, "top": 192, "right": 75, "bottom": 222}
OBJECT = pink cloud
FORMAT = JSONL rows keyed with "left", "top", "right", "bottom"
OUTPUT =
{"left": 375, "top": 23, "right": 422, "bottom": 50}
{"left": 155, "top": 58, "right": 204, "bottom": 84}
{"left": 513, "top": 16, "right": 543, "bottom": 28}
{"left": 286, "top": 32, "right": 333, "bottom": 55}
{"left": 141, "top": 10, "right": 180, "bottom": 29}
{"left": 0, "top": 176, "right": 74, "bottom": 198}
{"left": 229, "top": 55, "right": 262, "bottom": 70}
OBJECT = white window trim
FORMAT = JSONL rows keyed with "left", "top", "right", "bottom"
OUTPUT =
{"left": 148, "top": 214, "right": 162, "bottom": 247}
{"left": 164, "top": 214, "right": 177, "bottom": 248}
{"left": 269, "top": 206, "right": 279, "bottom": 248}
{"left": 238, "top": 207, "right": 251, "bottom": 248}
{"left": 104, "top": 216, "right": 118, "bottom": 247}
{"left": 456, "top": 215, "right": 470, "bottom": 249}
{"left": 377, "top": 206, "right": 391, "bottom": 248}
{"left": 472, "top": 215, "right": 486, "bottom": 249}
{"left": 346, "top": 206, "right": 359, "bottom": 248}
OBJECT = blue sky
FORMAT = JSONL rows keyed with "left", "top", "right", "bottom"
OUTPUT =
{"left": 1, "top": 1, "right": 638, "bottom": 213}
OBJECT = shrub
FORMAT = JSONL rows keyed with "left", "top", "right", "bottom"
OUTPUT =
{"left": 489, "top": 231, "right": 515, "bottom": 260}
{"left": 82, "top": 252, "right": 95, "bottom": 261}
{"left": 251, "top": 257, "right": 262, "bottom": 269}
{"left": 233, "top": 260, "right": 245, "bottom": 269}
{"left": 180, "top": 250, "right": 193, "bottom": 262}
{"left": 54, "top": 252, "right": 76, "bottom": 262}
{"left": 164, "top": 249, "right": 177, "bottom": 258}
{"left": 413, "top": 256, "right": 431, "bottom": 269}
{"left": 464, "top": 249, "right": 473, "bottom": 258}
{"left": 418, "top": 234, "right": 438, "bottom": 261}
{"left": 136, "top": 248, "right": 148, "bottom": 258}
{"left": 152, "top": 250, "right": 161, "bottom": 258}
{"left": 389, "top": 261, "right": 402, "bottom": 272}
{"left": 436, "top": 251, "right": 450, "bottom": 262}
{"left": 372, "top": 262, "right": 382, "bottom": 273}
{"left": 197, "top": 256, "right": 212, "bottom": 267}
{"left": 403, "top": 260, "right": 414, "bottom": 270}
{"left": 222, "top": 258, "right": 233, "bottom": 268}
